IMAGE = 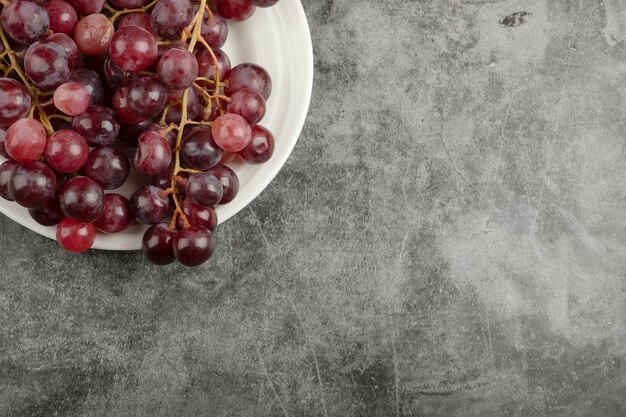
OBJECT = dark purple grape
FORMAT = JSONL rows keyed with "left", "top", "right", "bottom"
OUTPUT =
{"left": 165, "top": 87, "right": 201, "bottom": 124}
{"left": 134, "top": 131, "right": 172, "bottom": 176}
{"left": 59, "top": 176, "right": 105, "bottom": 222}
{"left": 102, "top": 56, "right": 133, "bottom": 89}
{"left": 151, "top": 0, "right": 194, "bottom": 40}
{"left": 45, "top": 33, "right": 79, "bottom": 69}
{"left": 239, "top": 124, "right": 274, "bottom": 164}
{"left": 130, "top": 185, "right": 170, "bottom": 224}
{"left": 179, "top": 199, "right": 218, "bottom": 232}
{"left": 225, "top": 63, "right": 272, "bottom": 100}
{"left": 206, "top": 164, "right": 239, "bottom": 204}
{"left": 117, "top": 119, "right": 152, "bottom": 147}
{"left": 153, "top": 168, "right": 173, "bottom": 190}
{"left": 185, "top": 173, "right": 223, "bottom": 207}
{"left": 227, "top": 87, "right": 266, "bottom": 124}
{"left": 157, "top": 48, "right": 199, "bottom": 90}
{"left": 94, "top": 193, "right": 132, "bottom": 233}
{"left": 216, "top": 0, "right": 256, "bottom": 21}
{"left": 68, "top": 68, "right": 105, "bottom": 105}
{"left": 1, "top": 0, "right": 50, "bottom": 44}
{"left": 44, "top": 0, "right": 78, "bottom": 36}
{"left": 181, "top": 126, "right": 222, "bottom": 170}
{"left": 72, "top": 105, "right": 121, "bottom": 147}
{"left": 128, "top": 77, "right": 167, "bottom": 118}
{"left": 173, "top": 226, "right": 215, "bottom": 267}
{"left": 196, "top": 47, "right": 231, "bottom": 82}
{"left": 112, "top": 86, "right": 147, "bottom": 124}
{"left": 29, "top": 196, "right": 63, "bottom": 226}
{"left": 82, "top": 146, "right": 130, "bottom": 190}
{"left": 0, "top": 78, "right": 32, "bottom": 128}
{"left": 109, "top": 26, "right": 158, "bottom": 72}
{"left": 142, "top": 223, "right": 176, "bottom": 265}
{"left": 0, "top": 160, "right": 19, "bottom": 201}
{"left": 200, "top": 9, "right": 228, "bottom": 48}
{"left": 24, "top": 41, "right": 73, "bottom": 89}
{"left": 8, "top": 161, "right": 57, "bottom": 209}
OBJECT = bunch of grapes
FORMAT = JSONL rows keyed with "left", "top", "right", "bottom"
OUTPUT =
{"left": 0, "top": 0, "right": 279, "bottom": 267}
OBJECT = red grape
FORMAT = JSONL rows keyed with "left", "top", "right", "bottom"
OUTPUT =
{"left": 109, "top": 0, "right": 150, "bottom": 8}
{"left": 74, "top": 14, "right": 114, "bottom": 56}
{"left": 1, "top": 0, "right": 50, "bottom": 44}
{"left": 112, "top": 87, "right": 147, "bottom": 124}
{"left": 68, "top": 69, "right": 105, "bottom": 105}
{"left": 212, "top": 113, "right": 252, "bottom": 152}
{"left": 53, "top": 82, "right": 90, "bottom": 116}
{"left": 225, "top": 63, "right": 272, "bottom": 100}
{"left": 5, "top": 118, "right": 47, "bottom": 163}
{"left": 45, "top": 33, "right": 80, "bottom": 69}
{"left": 72, "top": 105, "right": 121, "bottom": 147}
{"left": 29, "top": 196, "right": 63, "bottom": 226}
{"left": 134, "top": 131, "right": 172, "bottom": 176}
{"left": 56, "top": 217, "right": 96, "bottom": 253}
{"left": 94, "top": 193, "right": 132, "bottom": 234}
{"left": 181, "top": 126, "right": 223, "bottom": 170}
{"left": 59, "top": 176, "right": 105, "bottom": 222}
{"left": 24, "top": 41, "right": 73, "bottom": 89}
{"left": 130, "top": 185, "right": 170, "bottom": 224}
{"left": 110, "top": 26, "right": 158, "bottom": 72}
{"left": 179, "top": 199, "right": 218, "bottom": 232}
{"left": 0, "top": 78, "right": 32, "bottom": 128}
{"left": 142, "top": 223, "right": 176, "bottom": 265}
{"left": 157, "top": 48, "right": 199, "bottom": 90}
{"left": 185, "top": 173, "right": 223, "bottom": 207}
{"left": 227, "top": 87, "right": 266, "bottom": 124}
{"left": 82, "top": 146, "right": 130, "bottom": 190}
{"left": 216, "top": 0, "right": 256, "bottom": 21}
{"left": 117, "top": 12, "right": 154, "bottom": 36}
{"left": 238, "top": 124, "right": 274, "bottom": 164}
{"left": 173, "top": 226, "right": 215, "bottom": 267}
{"left": 206, "top": 164, "right": 239, "bottom": 204}
{"left": 44, "top": 130, "right": 89, "bottom": 173}
{"left": 201, "top": 9, "right": 228, "bottom": 48}
{"left": 8, "top": 161, "right": 57, "bottom": 209}
{"left": 196, "top": 47, "right": 231, "bottom": 82}
{"left": 65, "top": 0, "right": 105, "bottom": 15}
{"left": 128, "top": 77, "right": 168, "bottom": 118}
{"left": 44, "top": 0, "right": 78, "bottom": 36}
{"left": 151, "top": 0, "right": 194, "bottom": 40}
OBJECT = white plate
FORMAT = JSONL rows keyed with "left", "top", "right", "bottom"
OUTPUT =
{"left": 0, "top": 0, "right": 313, "bottom": 251}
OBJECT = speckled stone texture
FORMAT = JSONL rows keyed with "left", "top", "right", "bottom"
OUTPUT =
{"left": 2, "top": 0, "right": 626, "bottom": 415}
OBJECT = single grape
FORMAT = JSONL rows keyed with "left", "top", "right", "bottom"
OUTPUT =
{"left": 151, "top": 0, "right": 194, "bottom": 40}
{"left": 82, "top": 146, "right": 130, "bottom": 190}
{"left": 130, "top": 186, "right": 170, "bottom": 224}
{"left": 225, "top": 63, "right": 272, "bottom": 100}
{"left": 179, "top": 199, "right": 218, "bottom": 232}
{"left": 227, "top": 87, "right": 266, "bottom": 124}
{"left": 181, "top": 126, "right": 223, "bottom": 170}
{"left": 239, "top": 124, "right": 274, "bottom": 164}
{"left": 196, "top": 48, "right": 231, "bottom": 82}
{"left": 102, "top": 57, "right": 133, "bottom": 90}
{"left": 44, "top": 130, "right": 89, "bottom": 173}
{"left": 65, "top": 0, "right": 105, "bottom": 15}
{"left": 250, "top": 0, "right": 279, "bottom": 6}
{"left": 110, "top": 26, "right": 158, "bottom": 72}
{"left": 165, "top": 87, "right": 201, "bottom": 124}
{"left": 109, "top": 0, "right": 149, "bottom": 8}
{"left": 117, "top": 12, "right": 154, "bottom": 35}
{"left": 4, "top": 118, "right": 47, "bottom": 163}
{"left": 56, "top": 217, "right": 96, "bottom": 253}
{"left": 157, "top": 48, "right": 199, "bottom": 90}
{"left": 185, "top": 173, "right": 223, "bottom": 207}
{"left": 29, "top": 196, "right": 63, "bottom": 226}
{"left": 112, "top": 87, "right": 147, "bottom": 124}
{"left": 0, "top": 160, "right": 19, "bottom": 201}
{"left": 206, "top": 164, "right": 239, "bottom": 204}
{"left": 72, "top": 105, "right": 121, "bottom": 147}
{"left": 59, "top": 176, "right": 105, "bottom": 222}
{"left": 216, "top": 0, "right": 256, "bottom": 21}
{"left": 53, "top": 82, "right": 90, "bottom": 116}
{"left": 8, "top": 161, "right": 57, "bottom": 209}
{"left": 134, "top": 131, "right": 172, "bottom": 176}
{"left": 45, "top": 33, "right": 80, "bottom": 69}
{"left": 74, "top": 14, "right": 114, "bottom": 56}
{"left": 68, "top": 68, "right": 105, "bottom": 105}
{"left": 1, "top": 0, "right": 50, "bottom": 44}
{"left": 212, "top": 113, "right": 252, "bottom": 152}
{"left": 173, "top": 226, "right": 215, "bottom": 267}
{"left": 44, "top": 0, "right": 78, "bottom": 35}
{"left": 200, "top": 9, "right": 228, "bottom": 48}
{"left": 128, "top": 77, "right": 167, "bottom": 118}
{"left": 142, "top": 223, "right": 176, "bottom": 265}
{"left": 0, "top": 78, "right": 32, "bottom": 128}
{"left": 24, "top": 41, "right": 73, "bottom": 89}
{"left": 94, "top": 193, "right": 132, "bottom": 233}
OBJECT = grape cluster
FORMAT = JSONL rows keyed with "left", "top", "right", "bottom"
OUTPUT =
{"left": 0, "top": 0, "right": 279, "bottom": 267}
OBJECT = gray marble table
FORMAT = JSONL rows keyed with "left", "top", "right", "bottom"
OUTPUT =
{"left": 2, "top": 0, "right": 626, "bottom": 416}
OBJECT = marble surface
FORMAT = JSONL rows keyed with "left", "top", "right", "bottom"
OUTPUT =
{"left": 3, "top": 0, "right": 626, "bottom": 415}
